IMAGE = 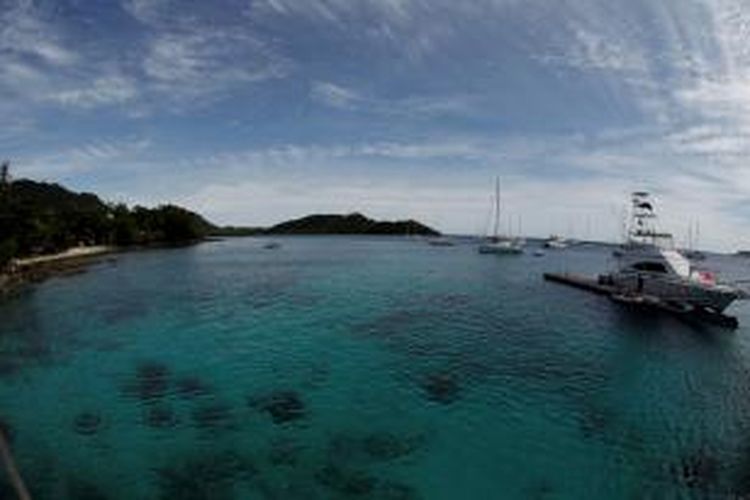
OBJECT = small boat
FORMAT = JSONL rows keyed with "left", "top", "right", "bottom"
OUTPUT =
{"left": 427, "top": 237, "right": 455, "bottom": 247}
{"left": 533, "top": 249, "right": 545, "bottom": 257}
{"left": 543, "top": 235, "right": 568, "bottom": 249}
{"left": 478, "top": 178, "right": 523, "bottom": 255}
{"left": 682, "top": 249, "right": 706, "bottom": 261}
{"left": 263, "top": 242, "right": 281, "bottom": 250}
{"left": 479, "top": 238, "right": 523, "bottom": 254}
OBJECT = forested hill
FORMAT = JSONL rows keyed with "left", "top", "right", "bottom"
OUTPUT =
{"left": 0, "top": 178, "right": 214, "bottom": 266}
{"left": 0, "top": 176, "right": 441, "bottom": 268}
{"left": 266, "top": 213, "right": 440, "bottom": 236}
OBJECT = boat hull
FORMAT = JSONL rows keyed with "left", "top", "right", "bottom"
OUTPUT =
{"left": 607, "top": 272, "right": 740, "bottom": 313}
{"left": 478, "top": 243, "right": 523, "bottom": 255}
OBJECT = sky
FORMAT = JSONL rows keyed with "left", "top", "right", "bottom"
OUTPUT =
{"left": 3, "top": 0, "right": 750, "bottom": 250}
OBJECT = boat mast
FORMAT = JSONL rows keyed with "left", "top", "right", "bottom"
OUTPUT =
{"left": 696, "top": 219, "right": 700, "bottom": 249}
{"left": 493, "top": 177, "right": 500, "bottom": 239}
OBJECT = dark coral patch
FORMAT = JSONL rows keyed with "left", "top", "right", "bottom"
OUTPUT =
{"left": 122, "top": 361, "right": 171, "bottom": 402}
{"left": 315, "top": 464, "right": 378, "bottom": 496}
{"left": 144, "top": 405, "right": 179, "bottom": 429}
{"left": 248, "top": 390, "right": 306, "bottom": 424}
{"left": 328, "top": 431, "right": 425, "bottom": 465}
{"left": 66, "top": 477, "right": 111, "bottom": 500}
{"left": 421, "top": 372, "right": 461, "bottom": 404}
{"left": 154, "top": 450, "right": 256, "bottom": 500}
{"left": 268, "top": 438, "right": 304, "bottom": 466}
{"left": 191, "top": 402, "right": 235, "bottom": 432}
{"left": 175, "top": 376, "right": 212, "bottom": 399}
{"left": 578, "top": 403, "right": 612, "bottom": 439}
{"left": 73, "top": 412, "right": 104, "bottom": 436}
{"left": 670, "top": 449, "right": 719, "bottom": 491}
{"left": 378, "top": 480, "right": 422, "bottom": 500}
{"left": 362, "top": 432, "right": 425, "bottom": 461}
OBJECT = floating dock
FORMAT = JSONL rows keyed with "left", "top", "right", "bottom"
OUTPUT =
{"left": 543, "top": 272, "right": 739, "bottom": 329}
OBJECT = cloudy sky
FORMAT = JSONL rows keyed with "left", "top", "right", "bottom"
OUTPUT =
{"left": 3, "top": 0, "right": 750, "bottom": 250}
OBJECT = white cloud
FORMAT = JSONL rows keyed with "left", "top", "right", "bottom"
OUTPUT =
{"left": 253, "top": 0, "right": 465, "bottom": 60}
{"left": 310, "top": 81, "right": 360, "bottom": 109}
{"left": 0, "top": 1, "right": 78, "bottom": 67}
{"left": 310, "top": 81, "right": 476, "bottom": 117}
{"left": 47, "top": 76, "right": 138, "bottom": 108}
{"left": 121, "top": 0, "right": 172, "bottom": 26}
{"left": 137, "top": 26, "right": 289, "bottom": 104}
{"left": 542, "top": 28, "right": 648, "bottom": 74}
{"left": 14, "top": 138, "right": 152, "bottom": 179}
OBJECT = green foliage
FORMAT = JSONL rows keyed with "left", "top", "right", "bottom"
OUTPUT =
{"left": 0, "top": 237, "right": 16, "bottom": 269}
{"left": 112, "top": 204, "right": 138, "bottom": 246}
{"left": 158, "top": 205, "right": 208, "bottom": 243}
{"left": 0, "top": 179, "right": 215, "bottom": 263}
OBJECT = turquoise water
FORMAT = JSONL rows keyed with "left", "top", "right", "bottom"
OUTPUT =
{"left": 2, "top": 237, "right": 750, "bottom": 499}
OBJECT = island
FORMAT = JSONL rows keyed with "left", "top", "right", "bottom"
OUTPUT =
{"left": 262, "top": 213, "right": 439, "bottom": 236}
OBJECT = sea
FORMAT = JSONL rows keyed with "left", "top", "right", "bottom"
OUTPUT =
{"left": 2, "top": 236, "right": 750, "bottom": 499}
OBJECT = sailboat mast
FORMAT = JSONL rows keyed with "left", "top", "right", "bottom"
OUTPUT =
{"left": 494, "top": 177, "right": 500, "bottom": 238}
{"left": 696, "top": 219, "right": 700, "bottom": 249}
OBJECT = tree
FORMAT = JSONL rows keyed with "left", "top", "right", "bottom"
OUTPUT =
{"left": 112, "top": 204, "right": 138, "bottom": 245}
{"left": 0, "top": 161, "right": 9, "bottom": 188}
{"left": 0, "top": 238, "right": 16, "bottom": 269}
{"left": 157, "top": 205, "right": 206, "bottom": 243}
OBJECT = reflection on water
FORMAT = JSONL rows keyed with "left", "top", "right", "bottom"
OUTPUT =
{"left": 1, "top": 237, "right": 750, "bottom": 498}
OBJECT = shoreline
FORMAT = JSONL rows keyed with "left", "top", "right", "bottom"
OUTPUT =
{"left": 0, "top": 239, "right": 212, "bottom": 300}
{"left": 0, "top": 246, "right": 119, "bottom": 300}
{"left": 13, "top": 245, "right": 115, "bottom": 269}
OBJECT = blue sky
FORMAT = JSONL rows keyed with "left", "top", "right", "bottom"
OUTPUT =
{"left": 3, "top": 0, "right": 750, "bottom": 249}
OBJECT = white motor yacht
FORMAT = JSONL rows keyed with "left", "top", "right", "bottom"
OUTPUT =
{"left": 543, "top": 235, "right": 568, "bottom": 249}
{"left": 602, "top": 192, "right": 743, "bottom": 314}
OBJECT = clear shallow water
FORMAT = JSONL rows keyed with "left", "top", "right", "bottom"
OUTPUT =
{"left": 2, "top": 237, "right": 750, "bottom": 499}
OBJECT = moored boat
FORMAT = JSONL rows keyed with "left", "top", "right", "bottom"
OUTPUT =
{"left": 602, "top": 192, "right": 744, "bottom": 314}
{"left": 478, "top": 178, "right": 523, "bottom": 255}
{"left": 427, "top": 237, "right": 456, "bottom": 247}
{"left": 543, "top": 235, "right": 568, "bottom": 249}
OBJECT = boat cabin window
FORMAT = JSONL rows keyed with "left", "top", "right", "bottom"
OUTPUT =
{"left": 631, "top": 262, "right": 668, "bottom": 273}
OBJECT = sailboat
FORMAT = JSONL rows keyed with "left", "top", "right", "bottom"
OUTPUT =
{"left": 682, "top": 219, "right": 706, "bottom": 261}
{"left": 478, "top": 178, "right": 523, "bottom": 255}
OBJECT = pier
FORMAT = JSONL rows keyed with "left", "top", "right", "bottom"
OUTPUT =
{"left": 543, "top": 272, "right": 739, "bottom": 329}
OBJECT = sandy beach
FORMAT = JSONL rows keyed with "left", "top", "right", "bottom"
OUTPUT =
{"left": 12, "top": 246, "right": 115, "bottom": 269}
